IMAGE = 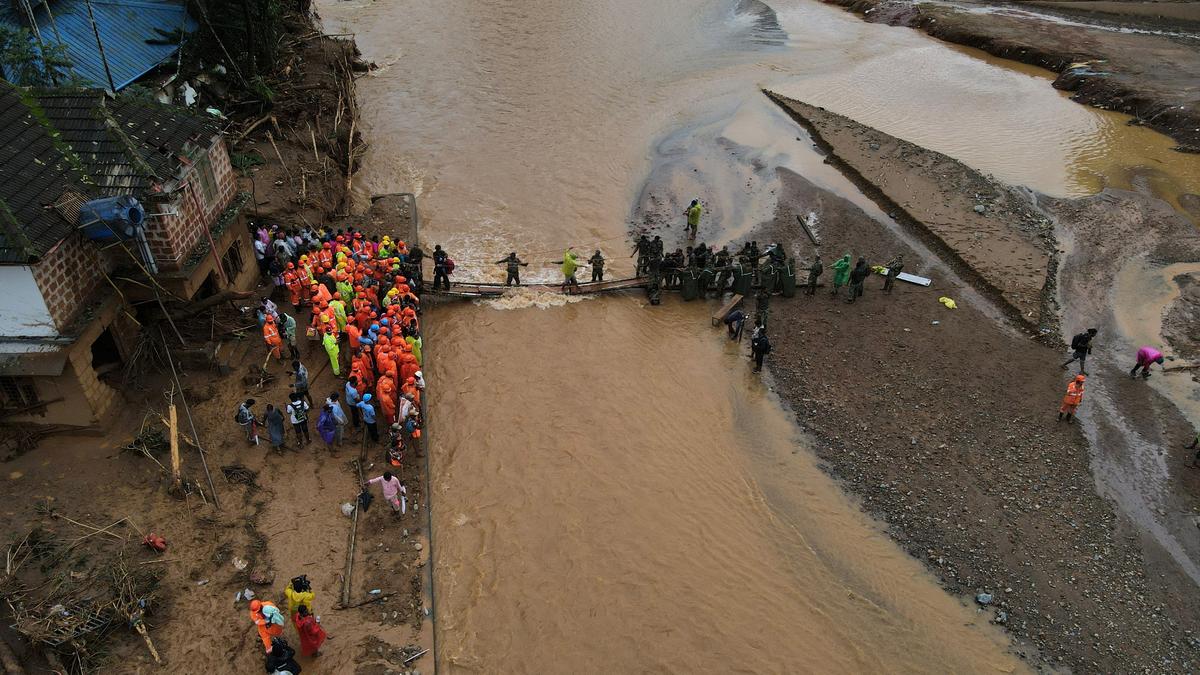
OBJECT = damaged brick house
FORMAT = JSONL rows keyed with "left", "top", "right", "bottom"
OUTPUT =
{"left": 0, "top": 83, "right": 255, "bottom": 427}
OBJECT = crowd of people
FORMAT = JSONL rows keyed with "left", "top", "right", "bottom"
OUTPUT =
{"left": 240, "top": 220, "right": 434, "bottom": 671}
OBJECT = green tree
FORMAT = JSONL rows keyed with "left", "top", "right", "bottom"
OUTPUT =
{"left": 0, "top": 26, "right": 73, "bottom": 86}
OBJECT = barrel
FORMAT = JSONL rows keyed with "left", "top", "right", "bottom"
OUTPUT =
{"left": 780, "top": 259, "right": 797, "bottom": 298}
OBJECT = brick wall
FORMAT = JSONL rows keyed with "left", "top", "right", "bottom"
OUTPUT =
{"left": 143, "top": 136, "right": 239, "bottom": 268}
{"left": 31, "top": 231, "right": 108, "bottom": 333}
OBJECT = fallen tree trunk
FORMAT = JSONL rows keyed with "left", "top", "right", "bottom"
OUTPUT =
{"left": 171, "top": 290, "right": 256, "bottom": 320}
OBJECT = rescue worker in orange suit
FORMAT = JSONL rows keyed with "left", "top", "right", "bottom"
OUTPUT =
{"left": 401, "top": 375, "right": 421, "bottom": 408}
{"left": 1058, "top": 374, "right": 1085, "bottom": 424}
{"left": 249, "top": 599, "right": 285, "bottom": 652}
{"left": 282, "top": 263, "right": 303, "bottom": 306}
{"left": 376, "top": 374, "right": 398, "bottom": 425}
{"left": 262, "top": 314, "right": 283, "bottom": 361}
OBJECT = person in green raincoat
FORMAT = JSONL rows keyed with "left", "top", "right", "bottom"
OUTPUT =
{"left": 831, "top": 253, "right": 851, "bottom": 298}
{"left": 328, "top": 298, "right": 348, "bottom": 332}
{"left": 336, "top": 278, "right": 354, "bottom": 304}
{"left": 322, "top": 328, "right": 341, "bottom": 376}
{"left": 406, "top": 334, "right": 422, "bottom": 365}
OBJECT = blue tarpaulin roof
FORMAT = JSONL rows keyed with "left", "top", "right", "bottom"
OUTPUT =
{"left": 2, "top": 0, "right": 195, "bottom": 90}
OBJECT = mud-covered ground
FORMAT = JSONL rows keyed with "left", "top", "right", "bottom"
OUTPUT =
{"left": 824, "top": 0, "right": 1200, "bottom": 151}
{"left": 759, "top": 166, "right": 1200, "bottom": 672}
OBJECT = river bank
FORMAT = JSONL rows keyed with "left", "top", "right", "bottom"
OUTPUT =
{"left": 758, "top": 93, "right": 1200, "bottom": 671}
{"left": 822, "top": 0, "right": 1200, "bottom": 151}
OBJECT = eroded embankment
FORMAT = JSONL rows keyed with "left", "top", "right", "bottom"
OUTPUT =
{"left": 821, "top": 0, "right": 1200, "bottom": 151}
{"left": 759, "top": 166, "right": 1200, "bottom": 674}
{"left": 764, "top": 91, "right": 1060, "bottom": 336}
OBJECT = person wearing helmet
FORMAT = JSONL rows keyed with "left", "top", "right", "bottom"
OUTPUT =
{"left": 356, "top": 392, "right": 379, "bottom": 442}
{"left": 248, "top": 598, "right": 285, "bottom": 652}
{"left": 1058, "top": 374, "right": 1086, "bottom": 423}
{"left": 262, "top": 314, "right": 282, "bottom": 361}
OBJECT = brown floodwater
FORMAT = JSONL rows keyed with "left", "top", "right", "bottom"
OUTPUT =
{"left": 313, "top": 0, "right": 1200, "bottom": 670}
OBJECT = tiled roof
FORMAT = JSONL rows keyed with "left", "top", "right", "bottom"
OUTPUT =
{"left": 0, "top": 81, "right": 219, "bottom": 263}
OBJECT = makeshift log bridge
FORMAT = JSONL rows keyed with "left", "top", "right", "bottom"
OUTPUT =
{"left": 428, "top": 277, "right": 649, "bottom": 299}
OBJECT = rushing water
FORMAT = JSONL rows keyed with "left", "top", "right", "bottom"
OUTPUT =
{"left": 314, "top": 0, "right": 1200, "bottom": 670}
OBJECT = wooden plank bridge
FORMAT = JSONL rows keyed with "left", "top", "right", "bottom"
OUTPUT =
{"left": 427, "top": 277, "right": 649, "bottom": 299}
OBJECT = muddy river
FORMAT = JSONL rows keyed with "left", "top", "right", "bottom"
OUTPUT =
{"left": 315, "top": 0, "right": 1197, "bottom": 670}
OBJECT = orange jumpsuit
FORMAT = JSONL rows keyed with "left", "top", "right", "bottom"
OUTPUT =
{"left": 282, "top": 269, "right": 302, "bottom": 306}
{"left": 401, "top": 380, "right": 421, "bottom": 408}
{"left": 1060, "top": 380, "right": 1084, "bottom": 414}
{"left": 250, "top": 601, "right": 284, "bottom": 651}
{"left": 262, "top": 318, "right": 282, "bottom": 360}
{"left": 377, "top": 375, "right": 397, "bottom": 424}
{"left": 399, "top": 354, "right": 419, "bottom": 385}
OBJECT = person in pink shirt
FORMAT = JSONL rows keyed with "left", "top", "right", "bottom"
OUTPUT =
{"left": 364, "top": 471, "right": 406, "bottom": 515}
{"left": 1130, "top": 346, "right": 1165, "bottom": 379}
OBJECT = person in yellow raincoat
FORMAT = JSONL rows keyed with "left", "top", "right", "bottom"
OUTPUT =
{"left": 329, "top": 298, "right": 348, "bottom": 332}
{"left": 285, "top": 575, "right": 315, "bottom": 615}
{"left": 406, "top": 333, "right": 422, "bottom": 366}
{"left": 322, "top": 328, "right": 341, "bottom": 376}
{"left": 558, "top": 248, "right": 582, "bottom": 291}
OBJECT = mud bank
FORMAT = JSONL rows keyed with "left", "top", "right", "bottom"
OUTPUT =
{"left": 823, "top": 0, "right": 1200, "bottom": 151}
{"left": 758, "top": 167, "right": 1200, "bottom": 672}
{"left": 765, "top": 92, "right": 1059, "bottom": 334}
{"left": 229, "top": 30, "right": 369, "bottom": 223}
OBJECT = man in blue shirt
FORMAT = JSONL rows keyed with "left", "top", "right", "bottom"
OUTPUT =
{"left": 345, "top": 377, "right": 362, "bottom": 428}
{"left": 356, "top": 393, "right": 379, "bottom": 443}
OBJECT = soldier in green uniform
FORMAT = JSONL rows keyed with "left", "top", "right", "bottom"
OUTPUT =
{"left": 754, "top": 288, "right": 770, "bottom": 327}
{"left": 495, "top": 252, "right": 528, "bottom": 286}
{"left": 713, "top": 246, "right": 731, "bottom": 295}
{"left": 631, "top": 235, "right": 650, "bottom": 276}
{"left": 883, "top": 254, "right": 904, "bottom": 293}
{"left": 759, "top": 259, "right": 778, "bottom": 295}
{"left": 647, "top": 251, "right": 663, "bottom": 305}
{"left": 805, "top": 255, "right": 823, "bottom": 296}
{"left": 589, "top": 250, "right": 606, "bottom": 282}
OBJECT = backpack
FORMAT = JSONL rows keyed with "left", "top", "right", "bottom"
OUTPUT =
{"left": 234, "top": 407, "right": 250, "bottom": 424}
{"left": 753, "top": 336, "right": 772, "bottom": 354}
{"left": 289, "top": 402, "right": 308, "bottom": 423}
{"left": 445, "top": 259, "right": 456, "bottom": 274}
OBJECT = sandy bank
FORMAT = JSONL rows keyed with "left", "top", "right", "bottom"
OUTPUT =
{"left": 822, "top": 0, "right": 1200, "bottom": 151}
{"left": 765, "top": 91, "right": 1059, "bottom": 333}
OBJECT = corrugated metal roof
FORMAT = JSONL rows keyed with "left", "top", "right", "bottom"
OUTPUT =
{"left": 2, "top": 0, "right": 196, "bottom": 90}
